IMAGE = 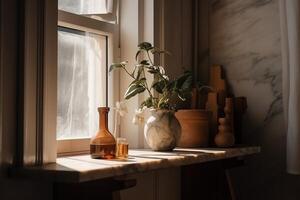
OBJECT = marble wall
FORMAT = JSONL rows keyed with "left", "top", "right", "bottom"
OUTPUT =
{"left": 209, "top": 0, "right": 300, "bottom": 199}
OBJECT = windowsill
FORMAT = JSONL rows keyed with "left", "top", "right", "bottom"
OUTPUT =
{"left": 10, "top": 146, "right": 260, "bottom": 183}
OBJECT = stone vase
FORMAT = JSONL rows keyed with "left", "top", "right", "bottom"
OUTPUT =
{"left": 144, "top": 109, "right": 181, "bottom": 151}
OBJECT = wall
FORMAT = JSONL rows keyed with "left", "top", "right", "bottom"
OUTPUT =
{"left": 208, "top": 0, "right": 300, "bottom": 199}
{"left": 163, "top": 0, "right": 193, "bottom": 78}
{"left": 162, "top": 0, "right": 300, "bottom": 199}
{"left": 0, "top": 0, "right": 54, "bottom": 199}
{"left": 119, "top": 1, "right": 181, "bottom": 199}
{"left": 163, "top": 0, "right": 210, "bottom": 84}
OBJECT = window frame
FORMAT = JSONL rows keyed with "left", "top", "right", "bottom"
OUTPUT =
{"left": 57, "top": 9, "right": 118, "bottom": 156}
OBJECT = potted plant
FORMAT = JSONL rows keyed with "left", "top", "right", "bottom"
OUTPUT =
{"left": 175, "top": 84, "right": 213, "bottom": 148}
{"left": 110, "top": 42, "right": 192, "bottom": 151}
{"left": 174, "top": 54, "right": 214, "bottom": 148}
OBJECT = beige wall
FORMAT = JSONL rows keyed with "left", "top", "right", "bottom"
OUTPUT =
{"left": 163, "top": 0, "right": 193, "bottom": 79}
{"left": 119, "top": 1, "right": 181, "bottom": 199}
{"left": 208, "top": 0, "right": 300, "bottom": 199}
{"left": 162, "top": 0, "right": 210, "bottom": 84}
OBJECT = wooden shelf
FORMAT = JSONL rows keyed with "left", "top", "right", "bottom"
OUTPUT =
{"left": 10, "top": 146, "right": 260, "bottom": 183}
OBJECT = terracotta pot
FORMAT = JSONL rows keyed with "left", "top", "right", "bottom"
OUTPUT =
{"left": 175, "top": 109, "right": 211, "bottom": 148}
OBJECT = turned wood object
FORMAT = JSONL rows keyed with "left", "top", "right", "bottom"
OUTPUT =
{"left": 224, "top": 97, "right": 234, "bottom": 135}
{"left": 205, "top": 65, "right": 247, "bottom": 146}
{"left": 206, "top": 65, "right": 228, "bottom": 145}
{"left": 206, "top": 92, "right": 219, "bottom": 144}
{"left": 209, "top": 65, "right": 227, "bottom": 108}
{"left": 215, "top": 117, "right": 235, "bottom": 147}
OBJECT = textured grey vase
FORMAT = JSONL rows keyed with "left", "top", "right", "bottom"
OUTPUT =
{"left": 144, "top": 110, "right": 181, "bottom": 151}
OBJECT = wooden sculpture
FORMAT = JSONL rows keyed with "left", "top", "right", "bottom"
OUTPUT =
{"left": 209, "top": 65, "right": 227, "bottom": 107}
{"left": 214, "top": 117, "right": 235, "bottom": 147}
{"left": 224, "top": 97, "right": 234, "bottom": 135}
{"left": 206, "top": 92, "right": 219, "bottom": 144}
{"left": 206, "top": 65, "right": 227, "bottom": 144}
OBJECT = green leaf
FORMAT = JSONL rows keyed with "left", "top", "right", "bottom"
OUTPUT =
{"left": 135, "top": 50, "right": 142, "bottom": 61}
{"left": 151, "top": 49, "right": 171, "bottom": 55}
{"left": 177, "top": 92, "right": 186, "bottom": 101}
{"left": 135, "top": 77, "right": 146, "bottom": 85}
{"left": 166, "top": 81, "right": 176, "bottom": 90}
{"left": 141, "top": 97, "right": 153, "bottom": 108}
{"left": 136, "top": 66, "right": 144, "bottom": 80}
{"left": 109, "top": 63, "right": 123, "bottom": 72}
{"left": 181, "top": 74, "right": 192, "bottom": 90}
{"left": 140, "top": 60, "right": 150, "bottom": 65}
{"left": 152, "top": 80, "right": 165, "bottom": 94}
{"left": 175, "top": 71, "right": 192, "bottom": 90}
{"left": 147, "top": 69, "right": 158, "bottom": 74}
{"left": 157, "top": 96, "right": 170, "bottom": 109}
{"left": 138, "top": 42, "right": 153, "bottom": 50}
{"left": 123, "top": 77, "right": 147, "bottom": 99}
{"left": 124, "top": 85, "right": 145, "bottom": 99}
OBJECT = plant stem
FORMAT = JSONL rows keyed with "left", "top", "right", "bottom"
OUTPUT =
{"left": 131, "top": 65, "right": 138, "bottom": 77}
{"left": 122, "top": 66, "right": 135, "bottom": 79}
{"left": 146, "top": 50, "right": 154, "bottom": 66}
{"left": 142, "top": 68, "right": 153, "bottom": 99}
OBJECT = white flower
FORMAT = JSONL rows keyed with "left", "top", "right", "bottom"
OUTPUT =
{"left": 132, "top": 108, "right": 146, "bottom": 125}
{"left": 115, "top": 101, "right": 128, "bottom": 117}
{"left": 158, "top": 66, "right": 165, "bottom": 74}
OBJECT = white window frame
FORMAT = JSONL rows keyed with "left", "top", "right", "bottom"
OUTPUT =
{"left": 57, "top": 9, "right": 119, "bottom": 156}
{"left": 19, "top": 0, "right": 120, "bottom": 165}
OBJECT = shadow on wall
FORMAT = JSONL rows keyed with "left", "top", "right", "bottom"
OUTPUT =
{"left": 206, "top": 0, "right": 300, "bottom": 199}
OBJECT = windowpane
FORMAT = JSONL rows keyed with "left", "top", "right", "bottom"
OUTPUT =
{"left": 57, "top": 27, "right": 107, "bottom": 140}
{"left": 58, "top": 0, "right": 113, "bottom": 15}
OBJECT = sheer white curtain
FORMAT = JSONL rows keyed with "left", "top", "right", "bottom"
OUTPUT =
{"left": 279, "top": 0, "right": 300, "bottom": 174}
{"left": 58, "top": 0, "right": 114, "bottom": 15}
{"left": 57, "top": 30, "right": 106, "bottom": 139}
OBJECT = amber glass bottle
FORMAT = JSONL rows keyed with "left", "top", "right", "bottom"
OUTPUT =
{"left": 90, "top": 107, "right": 116, "bottom": 159}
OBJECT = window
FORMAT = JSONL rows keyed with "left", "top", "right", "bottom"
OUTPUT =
{"left": 58, "top": 0, "right": 113, "bottom": 15}
{"left": 57, "top": 0, "right": 117, "bottom": 155}
{"left": 57, "top": 27, "right": 107, "bottom": 140}
{"left": 58, "top": 0, "right": 116, "bottom": 23}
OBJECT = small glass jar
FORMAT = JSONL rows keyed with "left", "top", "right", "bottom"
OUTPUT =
{"left": 116, "top": 138, "right": 129, "bottom": 159}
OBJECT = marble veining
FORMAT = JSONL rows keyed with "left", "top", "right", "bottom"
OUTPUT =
{"left": 144, "top": 110, "right": 181, "bottom": 151}
{"left": 208, "top": 1, "right": 288, "bottom": 199}
{"left": 11, "top": 147, "right": 260, "bottom": 183}
{"left": 56, "top": 147, "right": 260, "bottom": 182}
{"left": 209, "top": 0, "right": 282, "bottom": 123}
{"left": 211, "top": 0, "right": 274, "bottom": 16}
